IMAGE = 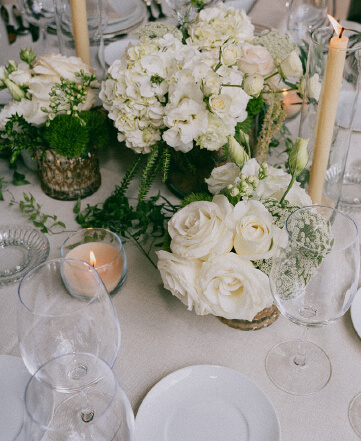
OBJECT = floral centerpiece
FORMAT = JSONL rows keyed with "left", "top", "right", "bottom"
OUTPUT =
{"left": 0, "top": 50, "right": 109, "bottom": 200}
{"left": 100, "top": 3, "right": 312, "bottom": 200}
{"left": 156, "top": 138, "right": 312, "bottom": 329}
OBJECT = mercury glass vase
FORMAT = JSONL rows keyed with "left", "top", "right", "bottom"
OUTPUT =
{"left": 36, "top": 149, "right": 101, "bottom": 200}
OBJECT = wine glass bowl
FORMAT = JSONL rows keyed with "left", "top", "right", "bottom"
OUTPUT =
{"left": 24, "top": 353, "right": 135, "bottom": 441}
{"left": 18, "top": 0, "right": 55, "bottom": 51}
{"left": 266, "top": 205, "right": 359, "bottom": 395}
{"left": 17, "top": 258, "right": 121, "bottom": 377}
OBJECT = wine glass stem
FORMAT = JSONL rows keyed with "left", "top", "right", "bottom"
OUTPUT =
{"left": 293, "top": 327, "right": 308, "bottom": 367}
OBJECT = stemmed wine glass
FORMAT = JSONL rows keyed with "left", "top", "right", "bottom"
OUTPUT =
{"left": 17, "top": 258, "right": 121, "bottom": 377}
{"left": 24, "top": 352, "right": 135, "bottom": 440}
{"left": 266, "top": 205, "right": 359, "bottom": 395}
{"left": 18, "top": 0, "right": 55, "bottom": 53}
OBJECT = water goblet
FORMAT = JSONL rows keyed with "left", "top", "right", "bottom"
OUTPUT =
{"left": 287, "top": 0, "right": 329, "bottom": 45}
{"left": 266, "top": 205, "right": 359, "bottom": 395}
{"left": 17, "top": 0, "right": 55, "bottom": 53}
{"left": 24, "top": 352, "right": 135, "bottom": 441}
{"left": 17, "top": 258, "right": 121, "bottom": 377}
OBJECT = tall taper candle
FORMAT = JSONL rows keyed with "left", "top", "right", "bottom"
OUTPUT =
{"left": 69, "top": 0, "right": 90, "bottom": 65}
{"left": 308, "top": 26, "right": 348, "bottom": 204}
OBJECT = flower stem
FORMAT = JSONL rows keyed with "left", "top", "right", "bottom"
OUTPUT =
{"left": 280, "top": 173, "right": 296, "bottom": 206}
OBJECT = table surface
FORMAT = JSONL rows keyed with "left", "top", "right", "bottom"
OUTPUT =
{"left": 1, "top": 1, "right": 361, "bottom": 440}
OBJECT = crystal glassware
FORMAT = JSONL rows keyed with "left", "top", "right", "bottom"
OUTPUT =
{"left": 17, "top": 258, "right": 121, "bottom": 376}
{"left": 287, "top": 0, "right": 328, "bottom": 45}
{"left": 17, "top": 0, "right": 55, "bottom": 53}
{"left": 266, "top": 205, "right": 359, "bottom": 395}
{"left": 24, "top": 352, "right": 135, "bottom": 441}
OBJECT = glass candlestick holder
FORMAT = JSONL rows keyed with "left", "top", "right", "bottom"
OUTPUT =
{"left": 298, "top": 26, "right": 361, "bottom": 209}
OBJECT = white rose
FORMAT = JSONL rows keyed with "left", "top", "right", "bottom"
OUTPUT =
{"left": 209, "top": 93, "right": 232, "bottom": 115}
{"left": 253, "top": 164, "right": 312, "bottom": 205}
{"left": 168, "top": 194, "right": 235, "bottom": 260}
{"left": 233, "top": 200, "right": 280, "bottom": 260}
{"left": 197, "top": 113, "right": 233, "bottom": 152}
{"left": 243, "top": 73, "right": 264, "bottom": 96}
{"left": 280, "top": 50, "right": 303, "bottom": 77}
{"left": 205, "top": 162, "right": 240, "bottom": 194}
{"left": 307, "top": 73, "right": 321, "bottom": 101}
{"left": 156, "top": 251, "right": 209, "bottom": 315}
{"left": 197, "top": 253, "right": 273, "bottom": 321}
{"left": 202, "top": 70, "right": 221, "bottom": 96}
{"left": 0, "top": 66, "right": 6, "bottom": 81}
{"left": 32, "top": 53, "right": 95, "bottom": 81}
{"left": 221, "top": 42, "right": 241, "bottom": 66}
{"left": 238, "top": 43, "right": 275, "bottom": 76}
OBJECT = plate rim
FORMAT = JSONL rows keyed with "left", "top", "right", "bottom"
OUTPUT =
{"left": 135, "top": 364, "right": 281, "bottom": 441}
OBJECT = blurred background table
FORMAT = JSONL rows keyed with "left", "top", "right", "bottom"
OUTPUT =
{"left": 1, "top": 1, "right": 361, "bottom": 440}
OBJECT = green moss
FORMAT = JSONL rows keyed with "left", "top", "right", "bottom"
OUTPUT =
{"left": 43, "top": 110, "right": 110, "bottom": 158}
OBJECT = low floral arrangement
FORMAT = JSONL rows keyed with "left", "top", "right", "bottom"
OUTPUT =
{"left": 156, "top": 138, "right": 312, "bottom": 321}
{"left": 0, "top": 49, "right": 108, "bottom": 165}
{"left": 100, "top": 3, "right": 320, "bottom": 199}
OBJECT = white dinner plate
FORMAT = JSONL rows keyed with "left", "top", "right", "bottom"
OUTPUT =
{"left": 135, "top": 365, "right": 280, "bottom": 441}
{"left": 104, "top": 38, "right": 139, "bottom": 66}
{"left": 107, "top": 0, "right": 138, "bottom": 25}
{"left": 0, "top": 355, "right": 31, "bottom": 441}
{"left": 224, "top": 0, "right": 257, "bottom": 13}
{"left": 351, "top": 288, "right": 361, "bottom": 338}
{"left": 105, "top": 2, "right": 146, "bottom": 36}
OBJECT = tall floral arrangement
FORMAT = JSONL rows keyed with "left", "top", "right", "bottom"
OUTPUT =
{"left": 100, "top": 3, "right": 308, "bottom": 200}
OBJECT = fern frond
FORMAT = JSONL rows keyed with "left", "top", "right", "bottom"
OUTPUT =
{"left": 117, "top": 154, "right": 143, "bottom": 196}
{"left": 138, "top": 147, "right": 160, "bottom": 200}
{"left": 161, "top": 144, "right": 171, "bottom": 182}
{"left": 180, "top": 192, "right": 213, "bottom": 208}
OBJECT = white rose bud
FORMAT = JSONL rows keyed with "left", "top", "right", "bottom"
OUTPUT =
{"left": 243, "top": 73, "right": 264, "bottom": 96}
{"left": 280, "top": 50, "right": 303, "bottom": 77}
{"left": 307, "top": 74, "right": 322, "bottom": 101}
{"left": 221, "top": 42, "right": 242, "bottom": 67}
{"left": 3, "top": 78, "right": 26, "bottom": 101}
{"left": 228, "top": 135, "right": 249, "bottom": 167}
{"left": 289, "top": 137, "right": 309, "bottom": 177}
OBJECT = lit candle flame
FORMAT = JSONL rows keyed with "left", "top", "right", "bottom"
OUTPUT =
{"left": 327, "top": 15, "right": 343, "bottom": 37}
{"left": 282, "top": 89, "right": 288, "bottom": 97}
{"left": 90, "top": 251, "right": 96, "bottom": 267}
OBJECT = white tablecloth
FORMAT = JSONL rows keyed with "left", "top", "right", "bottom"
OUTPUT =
{"left": 1, "top": 1, "right": 361, "bottom": 440}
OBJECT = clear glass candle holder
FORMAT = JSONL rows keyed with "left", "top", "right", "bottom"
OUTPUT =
{"left": 61, "top": 228, "right": 127, "bottom": 296}
{"left": 298, "top": 26, "right": 361, "bottom": 209}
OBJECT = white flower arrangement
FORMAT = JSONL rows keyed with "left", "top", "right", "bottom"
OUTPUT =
{"left": 156, "top": 139, "right": 312, "bottom": 321}
{"left": 0, "top": 51, "right": 97, "bottom": 131}
{"left": 100, "top": 3, "right": 311, "bottom": 200}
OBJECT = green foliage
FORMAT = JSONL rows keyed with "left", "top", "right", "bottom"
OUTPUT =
{"left": 180, "top": 192, "right": 212, "bottom": 208}
{"left": 43, "top": 110, "right": 109, "bottom": 158}
{"left": 43, "top": 114, "right": 89, "bottom": 158}
{"left": 246, "top": 95, "right": 263, "bottom": 117}
{"left": 10, "top": 192, "right": 67, "bottom": 234}
{"left": 0, "top": 113, "right": 44, "bottom": 164}
{"left": 76, "top": 191, "right": 179, "bottom": 267}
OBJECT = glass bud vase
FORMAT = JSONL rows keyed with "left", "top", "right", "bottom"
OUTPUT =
{"left": 36, "top": 149, "right": 101, "bottom": 200}
{"left": 298, "top": 26, "right": 361, "bottom": 208}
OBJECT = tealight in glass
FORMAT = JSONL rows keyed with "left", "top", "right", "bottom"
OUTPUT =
{"left": 61, "top": 228, "right": 127, "bottom": 296}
